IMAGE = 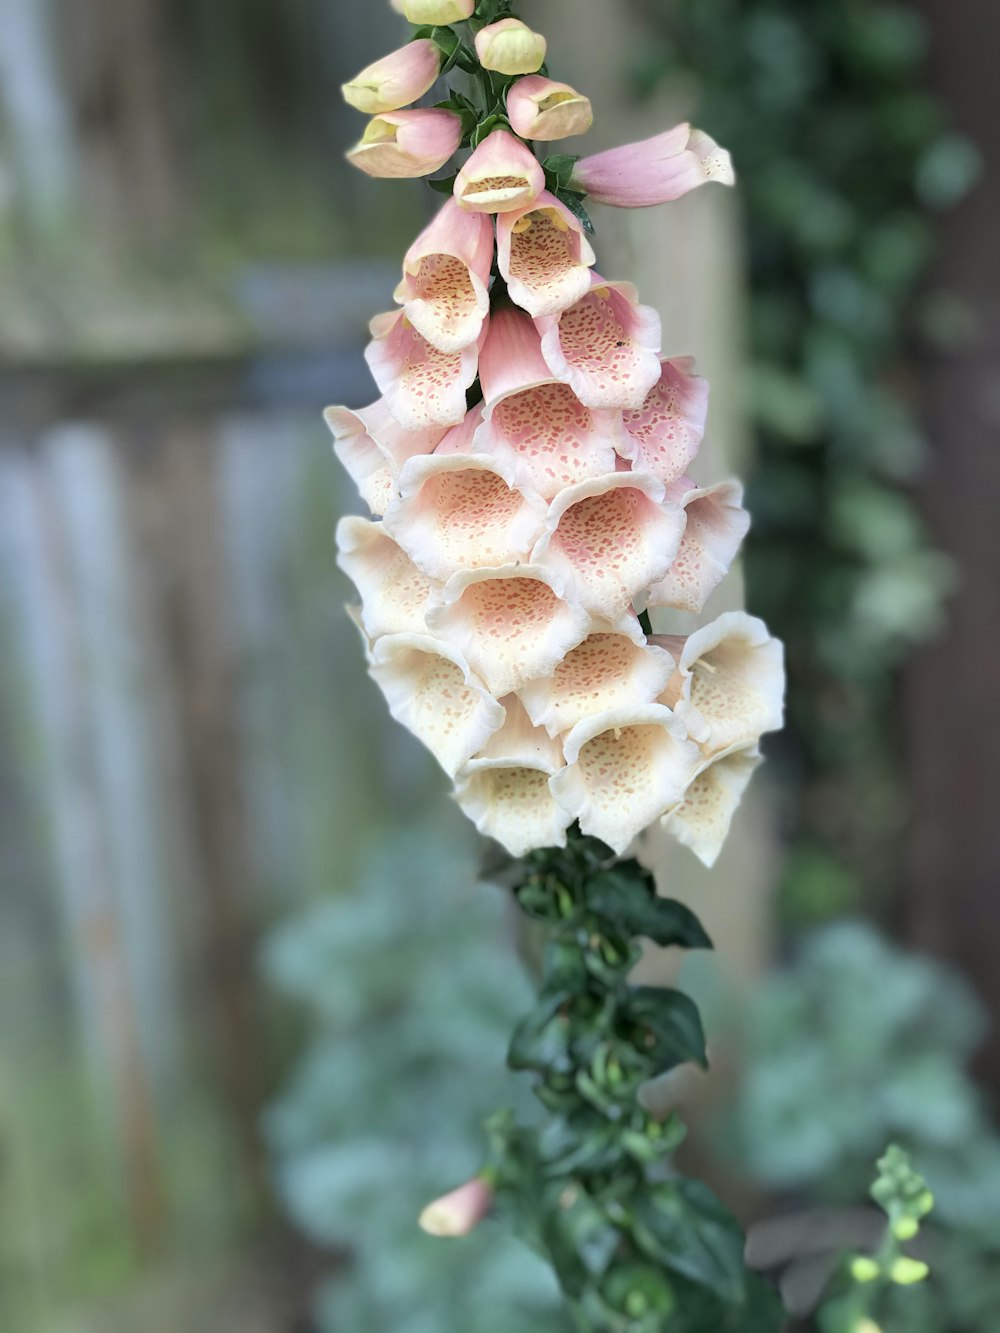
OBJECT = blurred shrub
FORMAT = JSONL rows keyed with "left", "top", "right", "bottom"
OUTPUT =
{"left": 640, "top": 0, "right": 978, "bottom": 920}
{"left": 262, "top": 828, "right": 569, "bottom": 1333}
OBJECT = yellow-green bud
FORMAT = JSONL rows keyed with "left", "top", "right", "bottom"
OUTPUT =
{"left": 402, "top": 0, "right": 474, "bottom": 23}
{"left": 474, "top": 19, "right": 547, "bottom": 77}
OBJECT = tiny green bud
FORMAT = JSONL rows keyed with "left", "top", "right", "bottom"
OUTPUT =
{"left": 850, "top": 1257, "right": 882, "bottom": 1283}
{"left": 892, "top": 1216, "right": 920, "bottom": 1241}
{"left": 890, "top": 1257, "right": 930, "bottom": 1286}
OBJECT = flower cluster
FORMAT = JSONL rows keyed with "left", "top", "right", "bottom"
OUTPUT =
{"left": 333, "top": 3, "right": 784, "bottom": 862}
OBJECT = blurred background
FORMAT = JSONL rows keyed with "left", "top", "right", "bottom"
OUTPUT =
{"left": 1, "top": 1, "right": 998, "bottom": 1330}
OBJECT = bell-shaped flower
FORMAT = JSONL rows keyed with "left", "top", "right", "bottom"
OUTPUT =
{"left": 474, "top": 19, "right": 547, "bottom": 76}
{"left": 368, "top": 633, "right": 505, "bottom": 776}
{"left": 537, "top": 276, "right": 662, "bottom": 410}
{"left": 454, "top": 129, "right": 545, "bottom": 214}
{"left": 662, "top": 742, "right": 762, "bottom": 867}
{"left": 325, "top": 399, "right": 446, "bottom": 516}
{"left": 659, "top": 612, "right": 785, "bottom": 755}
{"left": 383, "top": 453, "right": 546, "bottom": 580}
{"left": 454, "top": 699, "right": 571, "bottom": 856}
{"left": 497, "top": 191, "right": 596, "bottom": 318}
{"left": 620, "top": 358, "right": 709, "bottom": 486}
{"left": 507, "top": 76, "right": 593, "bottom": 142}
{"left": 365, "top": 309, "right": 486, "bottom": 431}
{"left": 646, "top": 479, "right": 750, "bottom": 614}
{"left": 533, "top": 473, "right": 686, "bottom": 621}
{"left": 520, "top": 631, "right": 676, "bottom": 738}
{"left": 336, "top": 517, "right": 433, "bottom": 639}
{"left": 394, "top": 199, "right": 494, "bottom": 353}
{"left": 426, "top": 564, "right": 591, "bottom": 697}
{"left": 402, "top": 0, "right": 475, "bottom": 23}
{"left": 569, "top": 124, "right": 735, "bottom": 208}
{"left": 419, "top": 1175, "right": 494, "bottom": 1239}
{"left": 342, "top": 39, "right": 442, "bottom": 115}
{"left": 347, "top": 108, "right": 463, "bottom": 179}
{"left": 551, "top": 705, "right": 701, "bottom": 855}
{"left": 475, "top": 306, "right": 620, "bottom": 498}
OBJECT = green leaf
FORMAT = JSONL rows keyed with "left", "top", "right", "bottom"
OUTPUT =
{"left": 541, "top": 1181, "right": 620, "bottom": 1297}
{"left": 508, "top": 992, "right": 573, "bottom": 1075}
{"left": 624, "top": 987, "right": 708, "bottom": 1073}
{"left": 558, "top": 189, "right": 596, "bottom": 236}
{"left": 630, "top": 1180, "right": 748, "bottom": 1304}
{"left": 426, "top": 171, "right": 458, "bottom": 195}
{"left": 542, "top": 153, "right": 580, "bottom": 189}
{"left": 586, "top": 869, "right": 714, "bottom": 950}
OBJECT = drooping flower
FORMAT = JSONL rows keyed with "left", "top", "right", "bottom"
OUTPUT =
{"left": 570, "top": 124, "right": 735, "bottom": 208}
{"left": 336, "top": 517, "right": 434, "bottom": 640}
{"left": 662, "top": 743, "right": 762, "bottom": 867}
{"left": 507, "top": 76, "right": 593, "bottom": 142}
{"left": 394, "top": 199, "right": 494, "bottom": 352}
{"left": 324, "top": 400, "right": 445, "bottom": 516}
{"left": 536, "top": 277, "right": 662, "bottom": 410}
{"left": 419, "top": 1175, "right": 494, "bottom": 1239}
{"left": 551, "top": 705, "right": 701, "bottom": 854}
{"left": 646, "top": 480, "right": 750, "bottom": 614}
{"left": 619, "top": 358, "right": 709, "bottom": 486}
{"left": 454, "top": 129, "right": 545, "bottom": 213}
{"left": 347, "top": 108, "right": 463, "bottom": 179}
{"left": 401, "top": 0, "right": 475, "bottom": 23}
{"left": 365, "top": 309, "right": 486, "bottom": 431}
{"left": 474, "top": 19, "right": 547, "bottom": 77}
{"left": 496, "top": 191, "right": 597, "bottom": 318}
{"left": 342, "top": 39, "right": 442, "bottom": 115}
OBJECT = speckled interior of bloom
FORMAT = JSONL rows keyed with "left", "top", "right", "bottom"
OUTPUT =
{"left": 486, "top": 382, "right": 617, "bottom": 498}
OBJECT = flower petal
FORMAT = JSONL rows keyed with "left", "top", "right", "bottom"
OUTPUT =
{"left": 519, "top": 631, "right": 677, "bottom": 737}
{"left": 454, "top": 129, "right": 545, "bottom": 214}
{"left": 570, "top": 123, "right": 734, "bottom": 208}
{"left": 384, "top": 453, "right": 546, "bottom": 580}
{"left": 662, "top": 742, "right": 762, "bottom": 867}
{"left": 497, "top": 191, "right": 596, "bottom": 319}
{"left": 336, "top": 516, "right": 433, "bottom": 639}
{"left": 347, "top": 109, "right": 463, "bottom": 179}
{"left": 646, "top": 480, "right": 750, "bottom": 614}
{"left": 671, "top": 612, "right": 785, "bottom": 755}
{"left": 537, "top": 277, "right": 662, "bottom": 410}
{"left": 365, "top": 309, "right": 485, "bottom": 431}
{"left": 619, "top": 358, "right": 709, "bottom": 485}
{"left": 551, "top": 704, "right": 700, "bottom": 854}
{"left": 368, "top": 633, "right": 505, "bottom": 776}
{"left": 533, "top": 473, "right": 686, "bottom": 620}
{"left": 326, "top": 399, "right": 446, "bottom": 515}
{"left": 394, "top": 199, "right": 494, "bottom": 353}
{"left": 427, "top": 564, "right": 591, "bottom": 697}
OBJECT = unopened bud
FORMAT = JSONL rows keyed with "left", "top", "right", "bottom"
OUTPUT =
{"left": 474, "top": 19, "right": 547, "bottom": 77}
{"left": 342, "top": 40, "right": 442, "bottom": 116}
{"left": 347, "top": 109, "right": 462, "bottom": 179}
{"left": 507, "top": 76, "right": 593, "bottom": 142}
{"left": 402, "top": 0, "right": 474, "bottom": 23}
{"left": 419, "top": 1176, "right": 494, "bottom": 1238}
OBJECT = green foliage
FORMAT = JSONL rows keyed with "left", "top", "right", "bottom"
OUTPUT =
{"left": 651, "top": 0, "right": 978, "bottom": 919}
{"left": 263, "top": 827, "right": 569, "bottom": 1333}
{"left": 491, "top": 833, "right": 784, "bottom": 1332}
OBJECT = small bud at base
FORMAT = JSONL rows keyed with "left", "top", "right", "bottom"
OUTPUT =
{"left": 419, "top": 1177, "right": 494, "bottom": 1238}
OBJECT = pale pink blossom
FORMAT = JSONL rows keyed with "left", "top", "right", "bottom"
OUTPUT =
{"left": 394, "top": 200, "right": 493, "bottom": 353}
{"left": 662, "top": 742, "right": 762, "bottom": 867}
{"left": 347, "top": 109, "right": 462, "bottom": 179}
{"left": 646, "top": 479, "right": 750, "bottom": 614}
{"left": 497, "top": 191, "right": 596, "bottom": 318}
{"left": 536, "top": 276, "right": 662, "bottom": 410}
{"left": 532, "top": 473, "right": 686, "bottom": 621}
{"left": 365, "top": 309, "right": 486, "bottom": 431}
{"left": 475, "top": 306, "right": 621, "bottom": 498}
{"left": 342, "top": 39, "right": 442, "bottom": 115}
{"left": 402, "top": 0, "right": 474, "bottom": 21}
{"left": 419, "top": 1176, "right": 494, "bottom": 1239}
{"left": 336, "top": 517, "right": 434, "bottom": 640}
{"left": 474, "top": 19, "right": 547, "bottom": 76}
{"left": 507, "top": 76, "right": 593, "bottom": 142}
{"left": 619, "top": 358, "right": 710, "bottom": 485}
{"left": 570, "top": 124, "right": 735, "bottom": 208}
{"left": 454, "top": 129, "right": 545, "bottom": 214}
{"left": 324, "top": 399, "right": 445, "bottom": 516}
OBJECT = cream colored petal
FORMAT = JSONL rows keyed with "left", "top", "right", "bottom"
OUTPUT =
{"left": 675, "top": 612, "right": 785, "bottom": 755}
{"left": 519, "top": 632, "right": 677, "bottom": 737}
{"left": 532, "top": 473, "right": 685, "bottom": 620}
{"left": 496, "top": 192, "right": 596, "bottom": 319}
{"left": 336, "top": 516, "right": 434, "bottom": 640}
{"left": 646, "top": 480, "right": 750, "bottom": 614}
{"left": 325, "top": 401, "right": 445, "bottom": 516}
{"left": 619, "top": 358, "right": 709, "bottom": 486}
{"left": 662, "top": 742, "right": 762, "bottom": 867}
{"left": 551, "top": 704, "right": 701, "bottom": 855}
{"left": 383, "top": 454, "right": 546, "bottom": 580}
{"left": 368, "top": 633, "right": 505, "bottom": 777}
{"left": 426, "top": 564, "right": 591, "bottom": 697}
{"left": 365, "top": 309, "right": 483, "bottom": 432}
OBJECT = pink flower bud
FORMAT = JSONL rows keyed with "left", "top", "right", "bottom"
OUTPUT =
{"left": 342, "top": 40, "right": 442, "bottom": 116}
{"left": 571, "top": 123, "right": 735, "bottom": 208}
{"left": 454, "top": 128, "right": 545, "bottom": 213}
{"left": 419, "top": 1177, "right": 494, "bottom": 1238}
{"left": 507, "top": 76, "right": 593, "bottom": 142}
{"left": 402, "top": 0, "right": 474, "bottom": 22}
{"left": 347, "top": 109, "right": 462, "bottom": 180}
{"left": 474, "top": 18, "right": 547, "bottom": 76}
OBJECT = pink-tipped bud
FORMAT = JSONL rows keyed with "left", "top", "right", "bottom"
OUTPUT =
{"left": 454, "top": 128, "right": 545, "bottom": 214}
{"left": 402, "top": 0, "right": 474, "bottom": 22}
{"left": 347, "top": 109, "right": 463, "bottom": 180}
{"left": 474, "top": 18, "right": 547, "bottom": 76}
{"left": 419, "top": 1177, "right": 494, "bottom": 1238}
{"left": 507, "top": 76, "right": 593, "bottom": 142}
{"left": 342, "top": 40, "right": 442, "bottom": 116}
{"left": 570, "top": 124, "right": 735, "bottom": 208}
